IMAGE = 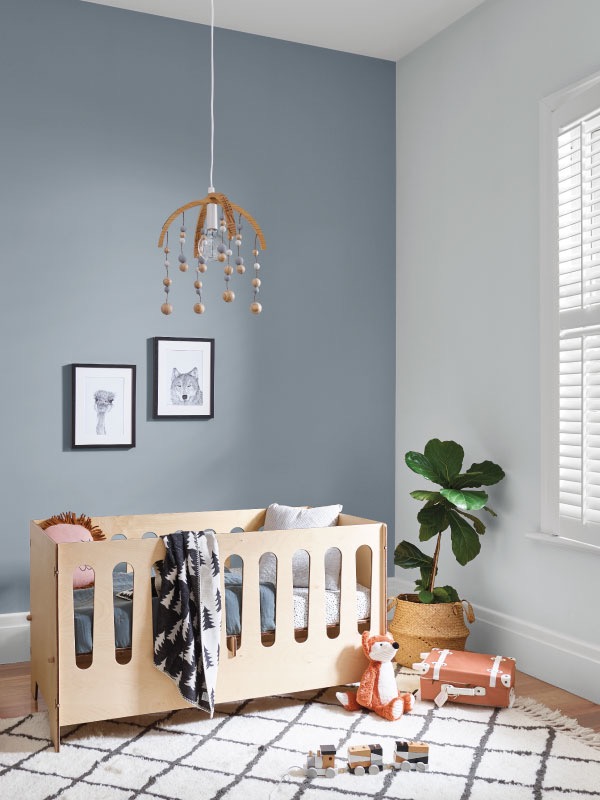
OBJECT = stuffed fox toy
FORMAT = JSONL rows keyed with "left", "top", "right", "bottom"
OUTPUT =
{"left": 336, "top": 631, "right": 415, "bottom": 721}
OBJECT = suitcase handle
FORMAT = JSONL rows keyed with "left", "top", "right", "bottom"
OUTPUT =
{"left": 443, "top": 684, "right": 486, "bottom": 697}
{"left": 435, "top": 683, "right": 486, "bottom": 707}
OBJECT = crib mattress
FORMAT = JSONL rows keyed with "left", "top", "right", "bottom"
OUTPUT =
{"left": 291, "top": 584, "right": 371, "bottom": 631}
{"left": 72, "top": 574, "right": 371, "bottom": 654}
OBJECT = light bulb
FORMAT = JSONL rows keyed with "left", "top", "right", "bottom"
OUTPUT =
{"left": 199, "top": 229, "right": 221, "bottom": 263}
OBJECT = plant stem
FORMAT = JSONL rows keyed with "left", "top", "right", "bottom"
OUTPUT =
{"left": 428, "top": 533, "right": 442, "bottom": 593}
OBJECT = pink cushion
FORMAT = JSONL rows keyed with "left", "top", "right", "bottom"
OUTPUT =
{"left": 43, "top": 524, "right": 95, "bottom": 588}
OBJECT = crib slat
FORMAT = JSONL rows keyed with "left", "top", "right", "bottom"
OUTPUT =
{"left": 273, "top": 556, "right": 295, "bottom": 648}
{"left": 128, "top": 556, "right": 154, "bottom": 664}
{"left": 239, "top": 554, "right": 262, "bottom": 655}
{"left": 306, "top": 543, "right": 326, "bottom": 640}
{"left": 339, "top": 543, "right": 359, "bottom": 639}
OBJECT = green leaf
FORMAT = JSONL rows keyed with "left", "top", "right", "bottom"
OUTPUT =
{"left": 432, "top": 587, "right": 450, "bottom": 602}
{"left": 439, "top": 489, "right": 488, "bottom": 511}
{"left": 410, "top": 490, "right": 442, "bottom": 502}
{"left": 405, "top": 451, "right": 443, "bottom": 484}
{"left": 423, "top": 439, "right": 464, "bottom": 486}
{"left": 452, "top": 461, "right": 505, "bottom": 489}
{"left": 440, "top": 584, "right": 460, "bottom": 602}
{"left": 417, "top": 505, "right": 449, "bottom": 541}
{"left": 455, "top": 510, "right": 486, "bottom": 535}
{"left": 419, "top": 565, "right": 433, "bottom": 586}
{"left": 418, "top": 589, "right": 435, "bottom": 604}
{"left": 448, "top": 510, "right": 481, "bottom": 565}
{"left": 483, "top": 505, "right": 497, "bottom": 517}
{"left": 394, "top": 540, "right": 433, "bottom": 570}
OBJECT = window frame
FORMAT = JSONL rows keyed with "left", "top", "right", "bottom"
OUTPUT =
{"left": 540, "top": 70, "right": 600, "bottom": 548}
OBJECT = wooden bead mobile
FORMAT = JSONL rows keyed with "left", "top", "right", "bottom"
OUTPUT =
{"left": 157, "top": 0, "right": 266, "bottom": 317}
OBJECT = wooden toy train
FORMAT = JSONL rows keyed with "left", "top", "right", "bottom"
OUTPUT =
{"left": 305, "top": 740, "right": 429, "bottom": 777}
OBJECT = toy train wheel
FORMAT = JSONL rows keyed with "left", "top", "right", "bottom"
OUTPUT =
{"left": 400, "top": 761, "right": 411, "bottom": 772}
{"left": 325, "top": 768, "right": 335, "bottom": 778}
{"left": 417, "top": 762, "right": 428, "bottom": 772}
{"left": 307, "top": 767, "right": 318, "bottom": 778}
{"left": 368, "top": 765, "right": 380, "bottom": 775}
{"left": 354, "top": 766, "right": 365, "bottom": 776}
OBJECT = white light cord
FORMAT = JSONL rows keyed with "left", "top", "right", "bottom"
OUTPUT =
{"left": 209, "top": 0, "right": 215, "bottom": 190}
{"left": 268, "top": 766, "right": 305, "bottom": 800}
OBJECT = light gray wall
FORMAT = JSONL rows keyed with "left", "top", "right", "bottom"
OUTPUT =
{"left": 395, "top": 0, "right": 600, "bottom": 701}
{"left": 0, "top": 0, "right": 396, "bottom": 614}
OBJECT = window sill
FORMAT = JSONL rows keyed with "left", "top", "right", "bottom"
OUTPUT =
{"left": 526, "top": 531, "right": 600, "bottom": 556}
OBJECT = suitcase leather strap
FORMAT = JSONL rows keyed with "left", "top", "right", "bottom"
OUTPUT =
{"left": 488, "top": 655, "right": 503, "bottom": 688}
{"left": 432, "top": 649, "right": 451, "bottom": 680}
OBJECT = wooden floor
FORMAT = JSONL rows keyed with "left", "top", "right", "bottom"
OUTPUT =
{"left": 1, "top": 661, "right": 599, "bottom": 732}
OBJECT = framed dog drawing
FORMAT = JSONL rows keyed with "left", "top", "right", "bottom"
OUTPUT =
{"left": 72, "top": 364, "right": 136, "bottom": 448}
{"left": 153, "top": 337, "right": 215, "bottom": 419}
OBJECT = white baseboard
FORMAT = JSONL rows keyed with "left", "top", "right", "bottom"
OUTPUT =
{"left": 387, "top": 577, "right": 600, "bottom": 705}
{"left": 0, "top": 612, "right": 30, "bottom": 664}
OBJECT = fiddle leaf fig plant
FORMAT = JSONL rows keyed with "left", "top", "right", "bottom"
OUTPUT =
{"left": 394, "top": 439, "right": 505, "bottom": 604}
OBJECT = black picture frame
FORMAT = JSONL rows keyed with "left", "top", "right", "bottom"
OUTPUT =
{"left": 71, "top": 364, "right": 136, "bottom": 449}
{"left": 153, "top": 337, "right": 215, "bottom": 419}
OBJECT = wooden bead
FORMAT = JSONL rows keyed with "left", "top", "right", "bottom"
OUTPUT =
{"left": 164, "top": 247, "right": 170, "bottom": 254}
{"left": 179, "top": 263, "right": 189, "bottom": 272}
{"left": 222, "top": 290, "right": 235, "bottom": 303}
{"left": 163, "top": 277, "right": 172, "bottom": 286}
{"left": 252, "top": 249, "right": 259, "bottom": 256}
{"left": 236, "top": 265, "right": 246, "bottom": 275}
{"left": 198, "top": 264, "right": 207, "bottom": 273}
{"left": 250, "top": 302, "right": 262, "bottom": 315}
{"left": 224, "top": 265, "right": 233, "bottom": 276}
{"left": 161, "top": 303, "right": 173, "bottom": 315}
{"left": 217, "top": 253, "right": 227, "bottom": 263}
{"left": 193, "top": 303, "right": 205, "bottom": 314}
{"left": 252, "top": 277, "right": 261, "bottom": 287}
{"left": 194, "top": 280, "right": 202, "bottom": 289}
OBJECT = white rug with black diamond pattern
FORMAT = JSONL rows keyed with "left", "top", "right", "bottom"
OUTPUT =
{"left": 1, "top": 687, "right": 599, "bottom": 800}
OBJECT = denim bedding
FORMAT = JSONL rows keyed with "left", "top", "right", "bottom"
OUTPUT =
{"left": 73, "top": 571, "right": 370, "bottom": 655}
{"left": 72, "top": 570, "right": 277, "bottom": 655}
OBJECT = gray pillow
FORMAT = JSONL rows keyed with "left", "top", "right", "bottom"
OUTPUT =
{"left": 259, "top": 503, "right": 343, "bottom": 590}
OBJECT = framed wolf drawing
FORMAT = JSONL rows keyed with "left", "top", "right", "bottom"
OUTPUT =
{"left": 153, "top": 337, "right": 215, "bottom": 419}
{"left": 71, "top": 364, "right": 136, "bottom": 448}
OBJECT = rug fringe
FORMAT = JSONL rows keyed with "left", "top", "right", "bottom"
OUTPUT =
{"left": 514, "top": 696, "right": 600, "bottom": 750}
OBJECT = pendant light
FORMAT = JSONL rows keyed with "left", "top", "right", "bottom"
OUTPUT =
{"left": 158, "top": 0, "right": 266, "bottom": 316}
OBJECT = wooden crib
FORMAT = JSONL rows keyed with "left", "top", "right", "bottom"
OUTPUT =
{"left": 30, "top": 508, "right": 388, "bottom": 751}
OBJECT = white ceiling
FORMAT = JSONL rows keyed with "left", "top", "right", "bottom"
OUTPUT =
{"left": 81, "top": 0, "right": 486, "bottom": 61}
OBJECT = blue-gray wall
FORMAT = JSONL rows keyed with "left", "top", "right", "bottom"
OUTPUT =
{"left": 0, "top": 0, "right": 396, "bottom": 614}
{"left": 395, "top": 0, "right": 600, "bottom": 702}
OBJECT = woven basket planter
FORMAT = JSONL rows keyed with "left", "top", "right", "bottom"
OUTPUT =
{"left": 388, "top": 594, "right": 474, "bottom": 668}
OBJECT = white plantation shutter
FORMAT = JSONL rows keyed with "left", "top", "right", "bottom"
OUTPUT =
{"left": 556, "top": 108, "right": 600, "bottom": 544}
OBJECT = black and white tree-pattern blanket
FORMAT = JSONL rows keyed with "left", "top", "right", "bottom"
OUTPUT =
{"left": 154, "top": 530, "right": 222, "bottom": 716}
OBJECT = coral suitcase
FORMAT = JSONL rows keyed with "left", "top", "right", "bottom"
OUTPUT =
{"left": 412, "top": 648, "right": 516, "bottom": 708}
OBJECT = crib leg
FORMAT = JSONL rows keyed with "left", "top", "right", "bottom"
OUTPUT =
{"left": 48, "top": 704, "right": 61, "bottom": 752}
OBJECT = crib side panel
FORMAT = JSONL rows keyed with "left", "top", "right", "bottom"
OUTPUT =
{"left": 56, "top": 537, "right": 190, "bottom": 726}
{"left": 88, "top": 509, "right": 267, "bottom": 539}
{"left": 216, "top": 522, "right": 386, "bottom": 701}
{"left": 30, "top": 522, "right": 60, "bottom": 750}
{"left": 51, "top": 517, "right": 387, "bottom": 726}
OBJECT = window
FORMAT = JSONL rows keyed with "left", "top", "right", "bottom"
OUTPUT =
{"left": 541, "top": 73, "right": 600, "bottom": 548}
